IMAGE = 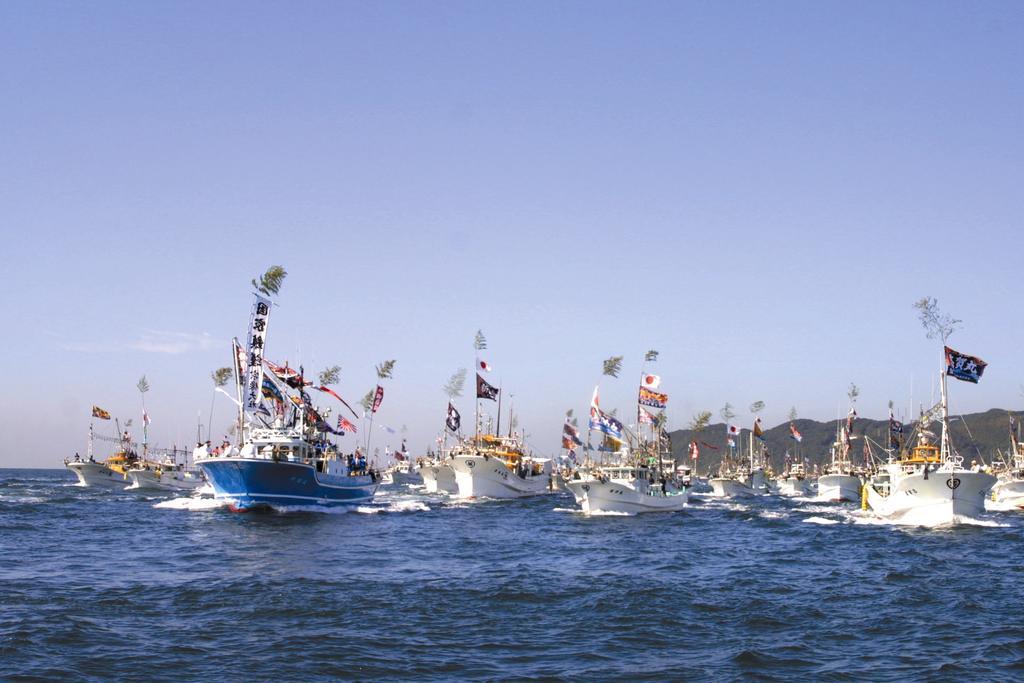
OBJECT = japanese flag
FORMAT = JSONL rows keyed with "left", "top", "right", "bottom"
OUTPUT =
{"left": 479, "top": 360, "right": 492, "bottom": 373}
{"left": 641, "top": 373, "right": 661, "bottom": 390}
{"left": 727, "top": 424, "right": 740, "bottom": 436}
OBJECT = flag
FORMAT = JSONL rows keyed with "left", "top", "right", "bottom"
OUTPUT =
{"left": 727, "top": 436, "right": 736, "bottom": 449}
{"left": 446, "top": 402, "right": 461, "bottom": 432}
{"left": 143, "top": 410, "right": 151, "bottom": 426}
{"left": 562, "top": 436, "right": 576, "bottom": 450}
{"left": 846, "top": 407, "right": 857, "bottom": 435}
{"left": 945, "top": 346, "right": 987, "bottom": 384}
{"left": 338, "top": 416, "right": 358, "bottom": 434}
{"left": 790, "top": 423, "right": 802, "bottom": 442}
{"left": 262, "top": 378, "right": 285, "bottom": 403}
{"left": 889, "top": 410, "right": 903, "bottom": 449}
{"left": 372, "top": 385, "right": 384, "bottom": 413}
{"left": 641, "top": 374, "right": 661, "bottom": 390}
{"left": 590, "top": 386, "right": 600, "bottom": 412}
{"left": 563, "top": 420, "right": 583, "bottom": 446}
{"left": 91, "top": 406, "right": 111, "bottom": 420}
{"left": 395, "top": 440, "right": 407, "bottom": 461}
{"left": 638, "top": 387, "right": 668, "bottom": 408}
{"left": 317, "top": 419, "right": 341, "bottom": 435}
{"left": 476, "top": 373, "right": 499, "bottom": 401}
{"left": 689, "top": 440, "right": 699, "bottom": 460}
{"left": 753, "top": 417, "right": 765, "bottom": 441}
{"left": 700, "top": 441, "right": 720, "bottom": 450}
{"left": 378, "top": 424, "right": 396, "bottom": 434}
{"left": 243, "top": 294, "right": 271, "bottom": 415}
{"left": 478, "top": 360, "right": 492, "bottom": 373}
{"left": 589, "top": 410, "right": 624, "bottom": 439}
{"left": 727, "top": 424, "right": 740, "bottom": 436}
{"left": 638, "top": 406, "right": 656, "bottom": 424}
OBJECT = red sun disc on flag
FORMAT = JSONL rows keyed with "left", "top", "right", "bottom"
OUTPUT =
{"left": 645, "top": 375, "right": 655, "bottom": 385}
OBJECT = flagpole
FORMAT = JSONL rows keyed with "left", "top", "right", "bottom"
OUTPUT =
{"left": 495, "top": 380, "right": 503, "bottom": 439}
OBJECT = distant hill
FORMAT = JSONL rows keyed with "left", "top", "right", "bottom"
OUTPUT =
{"left": 666, "top": 409, "right": 1023, "bottom": 476}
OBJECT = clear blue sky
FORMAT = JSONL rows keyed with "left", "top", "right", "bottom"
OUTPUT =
{"left": 2, "top": 1, "right": 1022, "bottom": 466}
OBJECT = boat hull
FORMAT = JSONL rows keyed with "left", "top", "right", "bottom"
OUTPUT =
{"left": 127, "top": 468, "right": 205, "bottom": 492}
{"left": 709, "top": 477, "right": 754, "bottom": 498}
{"left": 991, "top": 478, "right": 1024, "bottom": 505}
{"left": 65, "top": 462, "right": 127, "bottom": 488}
{"left": 418, "top": 462, "right": 458, "bottom": 494}
{"left": 866, "top": 470, "right": 996, "bottom": 525}
{"left": 816, "top": 474, "right": 862, "bottom": 502}
{"left": 566, "top": 479, "right": 688, "bottom": 514}
{"left": 198, "top": 457, "right": 377, "bottom": 509}
{"left": 777, "top": 477, "right": 811, "bottom": 497}
{"left": 384, "top": 469, "right": 423, "bottom": 486}
{"left": 450, "top": 455, "right": 551, "bottom": 499}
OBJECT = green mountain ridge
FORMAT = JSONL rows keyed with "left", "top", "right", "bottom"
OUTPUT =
{"left": 666, "top": 409, "right": 1023, "bottom": 476}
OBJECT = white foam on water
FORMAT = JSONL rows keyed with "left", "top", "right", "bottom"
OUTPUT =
{"left": 552, "top": 507, "right": 580, "bottom": 513}
{"left": 803, "top": 516, "right": 841, "bottom": 525}
{"left": 153, "top": 496, "right": 225, "bottom": 511}
{"left": 584, "top": 509, "right": 634, "bottom": 517}
{"left": 758, "top": 510, "right": 788, "bottom": 520}
{"left": 985, "top": 498, "right": 1024, "bottom": 513}
{"left": 356, "top": 499, "right": 431, "bottom": 514}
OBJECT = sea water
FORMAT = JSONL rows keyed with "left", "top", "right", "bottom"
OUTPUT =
{"left": 2, "top": 468, "right": 1023, "bottom": 680}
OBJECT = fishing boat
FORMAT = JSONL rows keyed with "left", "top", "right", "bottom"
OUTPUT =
{"left": 990, "top": 423, "right": 1024, "bottom": 506}
{"left": 127, "top": 450, "right": 205, "bottom": 491}
{"left": 565, "top": 372, "right": 687, "bottom": 513}
{"left": 450, "top": 434, "right": 551, "bottom": 498}
{"left": 382, "top": 443, "right": 423, "bottom": 486}
{"left": 200, "top": 423, "right": 378, "bottom": 510}
{"left": 864, "top": 365, "right": 995, "bottom": 525}
{"left": 710, "top": 431, "right": 769, "bottom": 497}
{"left": 565, "top": 452, "right": 688, "bottom": 515}
{"left": 197, "top": 289, "right": 378, "bottom": 511}
{"left": 416, "top": 456, "right": 458, "bottom": 494}
{"left": 775, "top": 458, "right": 811, "bottom": 496}
{"left": 65, "top": 422, "right": 139, "bottom": 488}
{"left": 816, "top": 426, "right": 863, "bottom": 503}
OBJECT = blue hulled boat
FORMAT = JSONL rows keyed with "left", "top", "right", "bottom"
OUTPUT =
{"left": 199, "top": 425, "right": 378, "bottom": 511}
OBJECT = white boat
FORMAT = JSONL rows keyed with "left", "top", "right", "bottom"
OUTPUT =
{"left": 813, "top": 418, "right": 864, "bottom": 503}
{"left": 775, "top": 461, "right": 811, "bottom": 496}
{"left": 566, "top": 461, "right": 688, "bottom": 514}
{"left": 64, "top": 422, "right": 139, "bottom": 488}
{"left": 66, "top": 458, "right": 129, "bottom": 488}
{"left": 865, "top": 370, "right": 995, "bottom": 525}
{"left": 709, "top": 433, "right": 769, "bottom": 497}
{"left": 450, "top": 434, "right": 551, "bottom": 498}
{"left": 127, "top": 457, "right": 205, "bottom": 491}
{"left": 417, "top": 458, "right": 458, "bottom": 494}
{"left": 383, "top": 460, "right": 423, "bottom": 486}
{"left": 990, "top": 430, "right": 1024, "bottom": 507}
{"left": 817, "top": 472, "right": 862, "bottom": 502}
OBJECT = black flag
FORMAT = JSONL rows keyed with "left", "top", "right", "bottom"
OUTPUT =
{"left": 945, "top": 346, "right": 987, "bottom": 384}
{"left": 446, "top": 402, "right": 461, "bottom": 433}
{"left": 476, "top": 373, "right": 499, "bottom": 401}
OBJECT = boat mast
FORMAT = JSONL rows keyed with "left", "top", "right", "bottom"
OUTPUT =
{"left": 939, "top": 366, "right": 951, "bottom": 462}
{"left": 88, "top": 422, "right": 94, "bottom": 460}
{"left": 232, "top": 338, "right": 245, "bottom": 447}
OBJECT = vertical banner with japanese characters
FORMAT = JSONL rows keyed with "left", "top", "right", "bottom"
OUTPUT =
{"left": 243, "top": 294, "right": 272, "bottom": 415}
